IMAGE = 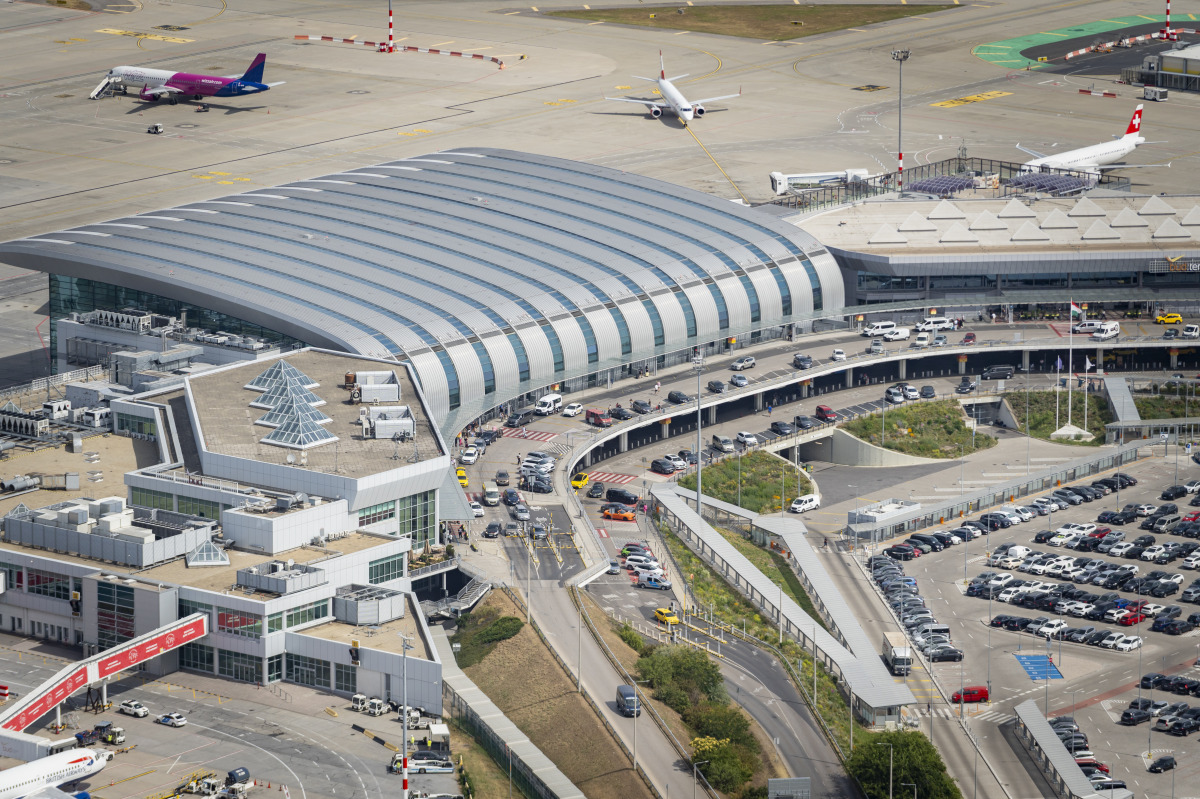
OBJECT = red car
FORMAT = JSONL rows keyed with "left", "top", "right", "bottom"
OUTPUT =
{"left": 1120, "top": 613, "right": 1146, "bottom": 627}
{"left": 952, "top": 686, "right": 989, "bottom": 703}
{"left": 1184, "top": 512, "right": 1200, "bottom": 522}
{"left": 1075, "top": 758, "right": 1110, "bottom": 774}
{"left": 815, "top": 405, "right": 839, "bottom": 422}
{"left": 962, "top": 332, "right": 977, "bottom": 345}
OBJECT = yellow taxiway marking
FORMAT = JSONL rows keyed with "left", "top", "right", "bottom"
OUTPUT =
{"left": 1138, "top": 13, "right": 1156, "bottom": 19}
{"left": 1040, "top": 30, "right": 1069, "bottom": 36}
{"left": 685, "top": 125, "right": 748, "bottom": 204}
{"left": 931, "top": 90, "right": 1012, "bottom": 107}
{"left": 587, "top": 20, "right": 604, "bottom": 24}
{"left": 504, "top": 10, "right": 520, "bottom": 14}
{"left": 849, "top": 28, "right": 867, "bottom": 31}
{"left": 471, "top": 46, "right": 492, "bottom": 51}
{"left": 674, "top": 30, "right": 689, "bottom": 34}
{"left": 530, "top": 5, "right": 538, "bottom": 10}
{"left": 96, "top": 28, "right": 194, "bottom": 42}
{"left": 583, "top": 3, "right": 589, "bottom": 8}
{"left": 430, "top": 40, "right": 454, "bottom": 47}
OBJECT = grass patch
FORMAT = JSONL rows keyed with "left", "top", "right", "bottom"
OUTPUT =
{"left": 658, "top": 521, "right": 854, "bottom": 754}
{"left": 1004, "top": 390, "right": 1113, "bottom": 446}
{"left": 677, "top": 450, "right": 811, "bottom": 514}
{"left": 1133, "top": 394, "right": 1196, "bottom": 420}
{"left": 449, "top": 717, "right": 530, "bottom": 799}
{"left": 841, "top": 399, "right": 997, "bottom": 458}
{"left": 451, "top": 604, "right": 524, "bottom": 668}
{"left": 545, "top": 4, "right": 952, "bottom": 41}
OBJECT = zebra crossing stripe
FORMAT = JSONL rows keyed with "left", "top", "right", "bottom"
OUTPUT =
{"left": 500, "top": 428, "right": 558, "bottom": 442}
{"left": 589, "top": 471, "right": 637, "bottom": 485}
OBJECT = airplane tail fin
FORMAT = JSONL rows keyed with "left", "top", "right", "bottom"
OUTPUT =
{"left": 1123, "top": 104, "right": 1144, "bottom": 138}
{"left": 659, "top": 50, "right": 665, "bottom": 80}
{"left": 240, "top": 53, "right": 267, "bottom": 84}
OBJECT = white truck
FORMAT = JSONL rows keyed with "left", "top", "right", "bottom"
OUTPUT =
{"left": 365, "top": 697, "right": 387, "bottom": 716}
{"left": 883, "top": 631, "right": 913, "bottom": 676}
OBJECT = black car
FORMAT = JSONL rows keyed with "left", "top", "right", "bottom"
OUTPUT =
{"left": 1085, "top": 630, "right": 1112, "bottom": 645}
{"left": 1142, "top": 672, "right": 1171, "bottom": 689}
{"left": 1125, "top": 546, "right": 1147, "bottom": 560}
{"left": 1134, "top": 534, "right": 1157, "bottom": 547}
{"left": 587, "top": 482, "right": 605, "bottom": 498}
{"left": 1002, "top": 616, "right": 1030, "bottom": 631}
{"left": 606, "top": 488, "right": 639, "bottom": 505}
{"left": 1149, "top": 755, "right": 1177, "bottom": 772}
{"left": 526, "top": 477, "right": 553, "bottom": 493}
{"left": 1166, "top": 620, "right": 1195, "bottom": 635}
{"left": 1152, "top": 582, "right": 1180, "bottom": 598}
{"left": 610, "top": 406, "right": 635, "bottom": 420}
{"left": 792, "top": 354, "right": 813, "bottom": 369}
{"left": 1099, "top": 510, "right": 1136, "bottom": 525}
{"left": 1191, "top": 495, "right": 1200, "bottom": 508}
{"left": 706, "top": 380, "right": 726, "bottom": 394}
{"left": 650, "top": 459, "right": 676, "bottom": 475}
{"left": 667, "top": 391, "right": 692, "bottom": 404}
{"left": 483, "top": 522, "right": 501, "bottom": 539}
{"left": 770, "top": 421, "right": 795, "bottom": 435}
{"left": 793, "top": 415, "right": 816, "bottom": 430}
{"left": 677, "top": 450, "right": 699, "bottom": 465}
{"left": 913, "top": 386, "right": 934, "bottom": 400}
{"left": 1033, "top": 530, "right": 1056, "bottom": 543}
{"left": 1169, "top": 718, "right": 1200, "bottom": 736}
{"left": 630, "top": 400, "right": 653, "bottom": 415}
{"left": 956, "top": 376, "right": 977, "bottom": 394}
{"left": 502, "top": 488, "right": 520, "bottom": 506}
{"left": 1164, "top": 486, "right": 1189, "bottom": 501}
{"left": 990, "top": 615, "right": 1014, "bottom": 628}
{"left": 885, "top": 545, "right": 915, "bottom": 560}
{"left": 1121, "top": 708, "right": 1153, "bottom": 725}
{"left": 977, "top": 513, "right": 1012, "bottom": 529}
{"left": 477, "top": 429, "right": 499, "bottom": 445}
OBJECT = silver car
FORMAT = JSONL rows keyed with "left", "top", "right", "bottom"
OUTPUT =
{"left": 513, "top": 503, "right": 530, "bottom": 521}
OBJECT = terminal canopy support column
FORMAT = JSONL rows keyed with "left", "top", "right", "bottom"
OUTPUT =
{"left": 619, "top": 431, "right": 629, "bottom": 453}
{"left": 845, "top": 368, "right": 854, "bottom": 389}
{"left": 1021, "top": 351, "right": 1030, "bottom": 373}
{"left": 898, "top": 360, "right": 906, "bottom": 381}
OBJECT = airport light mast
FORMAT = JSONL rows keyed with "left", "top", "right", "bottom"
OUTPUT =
{"left": 892, "top": 49, "right": 910, "bottom": 195}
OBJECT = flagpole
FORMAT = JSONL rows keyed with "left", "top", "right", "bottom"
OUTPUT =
{"left": 1067, "top": 300, "right": 1074, "bottom": 428}
{"left": 1056, "top": 357, "right": 1061, "bottom": 430}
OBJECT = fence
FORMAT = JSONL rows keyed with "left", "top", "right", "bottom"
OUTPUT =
{"left": 0, "top": 365, "right": 106, "bottom": 402}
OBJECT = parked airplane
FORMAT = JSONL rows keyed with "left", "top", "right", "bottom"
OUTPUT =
{"left": 89, "top": 53, "right": 284, "bottom": 103}
{"left": 1018, "top": 105, "right": 1160, "bottom": 174}
{"left": 0, "top": 748, "right": 111, "bottom": 799}
{"left": 605, "top": 52, "right": 739, "bottom": 123}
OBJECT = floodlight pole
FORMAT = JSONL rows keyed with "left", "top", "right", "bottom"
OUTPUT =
{"left": 694, "top": 357, "right": 704, "bottom": 516}
{"left": 892, "top": 49, "right": 911, "bottom": 194}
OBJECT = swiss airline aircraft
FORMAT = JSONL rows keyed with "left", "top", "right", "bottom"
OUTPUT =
{"left": 89, "top": 53, "right": 284, "bottom": 103}
{"left": 605, "top": 52, "right": 740, "bottom": 123}
{"left": 1018, "top": 105, "right": 1160, "bottom": 174}
{"left": 0, "top": 748, "right": 111, "bottom": 799}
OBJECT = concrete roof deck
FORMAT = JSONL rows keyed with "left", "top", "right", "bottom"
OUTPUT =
{"left": 796, "top": 194, "right": 1200, "bottom": 255}
{"left": 0, "top": 530, "right": 398, "bottom": 600}
{"left": 302, "top": 596, "right": 431, "bottom": 661}
{"left": 186, "top": 349, "right": 443, "bottom": 480}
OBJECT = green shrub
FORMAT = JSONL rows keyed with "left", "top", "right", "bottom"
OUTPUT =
{"left": 477, "top": 616, "right": 524, "bottom": 643}
{"left": 677, "top": 450, "right": 811, "bottom": 514}
{"left": 684, "top": 703, "right": 756, "bottom": 751}
{"left": 846, "top": 730, "right": 962, "bottom": 799}
{"left": 637, "top": 645, "right": 725, "bottom": 703}
{"left": 841, "top": 399, "right": 996, "bottom": 458}
{"left": 654, "top": 683, "right": 691, "bottom": 714}
{"left": 692, "top": 737, "right": 754, "bottom": 793}
{"left": 617, "top": 622, "right": 645, "bottom": 655}
{"left": 740, "top": 787, "right": 769, "bottom": 799}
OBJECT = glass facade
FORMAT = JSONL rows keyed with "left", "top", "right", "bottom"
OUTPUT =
{"left": 217, "top": 608, "right": 262, "bottom": 638}
{"left": 116, "top": 412, "right": 158, "bottom": 438}
{"left": 369, "top": 553, "right": 405, "bottom": 584}
{"left": 219, "top": 650, "right": 263, "bottom": 683}
{"left": 0, "top": 561, "right": 22, "bottom": 590}
{"left": 177, "top": 496, "right": 228, "bottom": 519}
{"left": 97, "top": 581, "right": 135, "bottom": 651}
{"left": 285, "top": 653, "right": 330, "bottom": 688}
{"left": 267, "top": 653, "right": 283, "bottom": 683}
{"left": 334, "top": 663, "right": 356, "bottom": 694}
{"left": 179, "top": 642, "right": 214, "bottom": 673}
{"left": 397, "top": 490, "right": 436, "bottom": 545}
{"left": 285, "top": 599, "right": 329, "bottom": 629}
{"left": 359, "top": 501, "right": 396, "bottom": 527}
{"left": 179, "top": 597, "right": 213, "bottom": 621}
{"left": 26, "top": 568, "right": 72, "bottom": 600}
{"left": 132, "top": 486, "right": 174, "bottom": 511}
{"left": 267, "top": 612, "right": 283, "bottom": 634}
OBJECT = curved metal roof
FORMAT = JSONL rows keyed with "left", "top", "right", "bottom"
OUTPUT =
{"left": 0, "top": 149, "right": 843, "bottom": 423}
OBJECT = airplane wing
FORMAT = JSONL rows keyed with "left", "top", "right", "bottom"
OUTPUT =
{"left": 1094, "top": 161, "right": 1171, "bottom": 170}
{"left": 142, "top": 85, "right": 182, "bottom": 97}
{"left": 1016, "top": 144, "right": 1048, "bottom": 159}
{"left": 604, "top": 96, "right": 669, "bottom": 109}
{"left": 29, "top": 786, "right": 87, "bottom": 799}
{"left": 691, "top": 92, "right": 741, "bottom": 105}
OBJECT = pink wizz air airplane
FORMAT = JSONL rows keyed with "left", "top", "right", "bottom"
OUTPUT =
{"left": 89, "top": 53, "right": 284, "bottom": 103}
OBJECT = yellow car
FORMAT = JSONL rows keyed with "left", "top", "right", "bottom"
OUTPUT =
{"left": 1157, "top": 313, "right": 1183, "bottom": 325}
{"left": 654, "top": 608, "right": 679, "bottom": 626}
{"left": 571, "top": 472, "right": 589, "bottom": 489}
{"left": 456, "top": 468, "right": 468, "bottom": 488}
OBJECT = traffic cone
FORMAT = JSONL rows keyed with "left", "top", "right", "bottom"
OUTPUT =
{"left": 266, "top": 784, "right": 270, "bottom": 790}
{"left": 278, "top": 786, "right": 282, "bottom": 792}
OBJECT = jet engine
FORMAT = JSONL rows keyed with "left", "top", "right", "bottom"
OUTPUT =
{"left": 693, "top": 104, "right": 706, "bottom": 117}
{"left": 647, "top": 105, "right": 662, "bottom": 118}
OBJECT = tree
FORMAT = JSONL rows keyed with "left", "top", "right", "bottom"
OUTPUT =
{"left": 845, "top": 731, "right": 963, "bottom": 799}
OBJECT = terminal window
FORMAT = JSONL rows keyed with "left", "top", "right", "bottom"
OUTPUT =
{"left": 116, "top": 412, "right": 158, "bottom": 438}
{"left": 219, "top": 649, "right": 263, "bottom": 684}
{"left": 286, "top": 653, "right": 330, "bottom": 689}
{"left": 177, "top": 496, "right": 228, "bottom": 519}
{"left": 132, "top": 486, "right": 174, "bottom": 512}
{"left": 26, "top": 568, "right": 72, "bottom": 601}
{"left": 285, "top": 599, "right": 329, "bottom": 629}
{"left": 397, "top": 490, "right": 436, "bottom": 546}
{"left": 368, "top": 553, "right": 405, "bottom": 585}
{"left": 335, "top": 663, "right": 356, "bottom": 694}
{"left": 217, "top": 608, "right": 262, "bottom": 638}
{"left": 358, "top": 501, "right": 396, "bottom": 527}
{"left": 179, "top": 642, "right": 214, "bottom": 673}
{"left": 97, "top": 581, "right": 135, "bottom": 650}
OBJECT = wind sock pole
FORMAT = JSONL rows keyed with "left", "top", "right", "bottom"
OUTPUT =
{"left": 388, "top": 0, "right": 394, "bottom": 52}
{"left": 1067, "top": 301, "right": 1074, "bottom": 427}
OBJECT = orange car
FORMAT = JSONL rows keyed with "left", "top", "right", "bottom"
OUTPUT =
{"left": 603, "top": 507, "right": 636, "bottom": 521}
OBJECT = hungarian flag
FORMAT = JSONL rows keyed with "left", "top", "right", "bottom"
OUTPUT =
{"left": 1070, "top": 302, "right": 1083, "bottom": 318}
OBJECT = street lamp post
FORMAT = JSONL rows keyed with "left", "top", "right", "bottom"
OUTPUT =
{"left": 892, "top": 49, "right": 911, "bottom": 194}
{"left": 694, "top": 356, "right": 704, "bottom": 516}
{"left": 778, "top": 581, "right": 784, "bottom": 645}
{"left": 398, "top": 632, "right": 415, "bottom": 799}
{"left": 692, "top": 760, "right": 710, "bottom": 799}
{"left": 901, "top": 782, "right": 917, "bottom": 799}
{"left": 877, "top": 742, "right": 894, "bottom": 799}
{"left": 959, "top": 444, "right": 965, "bottom": 496}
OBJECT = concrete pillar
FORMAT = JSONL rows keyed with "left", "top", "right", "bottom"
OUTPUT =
{"left": 845, "top": 368, "right": 854, "bottom": 389}
{"left": 898, "top": 360, "right": 906, "bottom": 380}
{"left": 1096, "top": 348, "right": 1105, "bottom": 373}
{"left": 1171, "top": 350, "right": 1179, "bottom": 369}
{"left": 56, "top": 704, "right": 61, "bottom": 728}
{"left": 618, "top": 431, "right": 628, "bottom": 453}
{"left": 101, "top": 681, "right": 107, "bottom": 705}
{"left": 706, "top": 407, "right": 717, "bottom": 425}
{"left": 1021, "top": 350, "right": 1030, "bottom": 372}
{"left": 958, "top": 358, "right": 967, "bottom": 375}
{"left": 755, "top": 393, "right": 764, "bottom": 412}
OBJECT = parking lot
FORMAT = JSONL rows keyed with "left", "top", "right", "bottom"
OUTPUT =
{"left": 870, "top": 451, "right": 1200, "bottom": 795}
{"left": 0, "top": 637, "right": 457, "bottom": 799}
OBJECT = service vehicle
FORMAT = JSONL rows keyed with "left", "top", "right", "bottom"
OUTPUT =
{"left": 119, "top": 699, "right": 149, "bottom": 718}
{"left": 882, "top": 631, "right": 913, "bottom": 676}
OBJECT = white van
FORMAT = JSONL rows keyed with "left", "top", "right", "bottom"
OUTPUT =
{"left": 1091, "top": 321, "right": 1120, "bottom": 341}
{"left": 535, "top": 394, "right": 562, "bottom": 415}
{"left": 862, "top": 321, "right": 897, "bottom": 337}
{"left": 1072, "top": 320, "right": 1103, "bottom": 335}
{"left": 912, "top": 332, "right": 931, "bottom": 348}
{"left": 482, "top": 481, "right": 500, "bottom": 507}
{"left": 712, "top": 434, "right": 735, "bottom": 453}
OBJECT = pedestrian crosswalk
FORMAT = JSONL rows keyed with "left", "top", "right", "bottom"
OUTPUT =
{"left": 974, "top": 710, "right": 1017, "bottom": 724}
{"left": 588, "top": 471, "right": 637, "bottom": 485}
{"left": 500, "top": 428, "right": 559, "bottom": 442}
{"left": 915, "top": 706, "right": 1015, "bottom": 724}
